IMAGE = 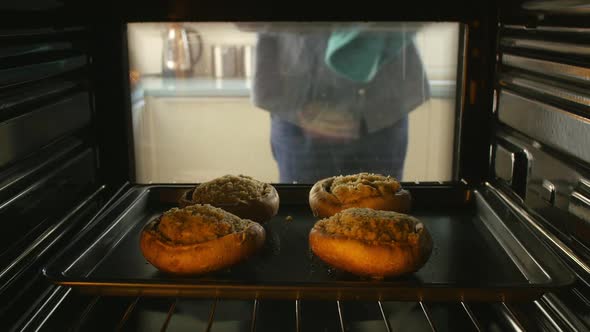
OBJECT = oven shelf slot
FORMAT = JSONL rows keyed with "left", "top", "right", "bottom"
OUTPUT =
{"left": 500, "top": 303, "right": 526, "bottom": 332}
{"left": 250, "top": 299, "right": 258, "bottom": 332}
{"left": 461, "top": 302, "right": 483, "bottom": 332}
{"left": 336, "top": 300, "right": 345, "bottom": 332}
{"left": 205, "top": 298, "right": 217, "bottom": 332}
{"left": 378, "top": 301, "right": 393, "bottom": 332}
{"left": 115, "top": 297, "right": 139, "bottom": 332}
{"left": 294, "top": 299, "right": 301, "bottom": 332}
{"left": 159, "top": 298, "right": 177, "bottom": 332}
{"left": 420, "top": 301, "right": 437, "bottom": 332}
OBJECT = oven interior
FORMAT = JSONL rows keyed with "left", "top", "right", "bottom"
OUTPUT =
{"left": 2, "top": 1, "right": 590, "bottom": 331}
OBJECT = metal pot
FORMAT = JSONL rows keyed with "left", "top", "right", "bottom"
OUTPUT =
{"left": 212, "top": 45, "right": 242, "bottom": 78}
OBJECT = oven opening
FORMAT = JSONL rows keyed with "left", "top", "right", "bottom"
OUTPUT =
{"left": 4, "top": 1, "right": 590, "bottom": 329}
{"left": 126, "top": 22, "right": 462, "bottom": 184}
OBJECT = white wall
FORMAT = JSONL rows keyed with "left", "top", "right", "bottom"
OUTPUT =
{"left": 415, "top": 23, "right": 459, "bottom": 81}
{"left": 405, "top": 23, "right": 458, "bottom": 181}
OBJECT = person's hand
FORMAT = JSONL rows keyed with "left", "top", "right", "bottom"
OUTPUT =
{"left": 297, "top": 103, "right": 360, "bottom": 142}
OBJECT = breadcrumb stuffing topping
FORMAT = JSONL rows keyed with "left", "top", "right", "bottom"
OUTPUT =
{"left": 313, "top": 208, "right": 424, "bottom": 243}
{"left": 154, "top": 204, "right": 253, "bottom": 245}
{"left": 191, "top": 175, "right": 271, "bottom": 204}
{"left": 326, "top": 173, "right": 401, "bottom": 204}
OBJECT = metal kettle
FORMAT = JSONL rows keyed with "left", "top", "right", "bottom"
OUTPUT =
{"left": 161, "top": 24, "right": 202, "bottom": 78}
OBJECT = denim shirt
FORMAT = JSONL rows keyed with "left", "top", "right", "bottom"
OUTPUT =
{"left": 251, "top": 31, "right": 431, "bottom": 134}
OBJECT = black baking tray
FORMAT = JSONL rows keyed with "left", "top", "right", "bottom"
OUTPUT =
{"left": 43, "top": 184, "right": 575, "bottom": 302}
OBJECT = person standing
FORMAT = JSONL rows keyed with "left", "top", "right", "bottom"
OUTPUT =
{"left": 250, "top": 23, "right": 430, "bottom": 183}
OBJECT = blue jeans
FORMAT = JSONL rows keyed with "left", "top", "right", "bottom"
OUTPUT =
{"left": 270, "top": 116, "right": 409, "bottom": 183}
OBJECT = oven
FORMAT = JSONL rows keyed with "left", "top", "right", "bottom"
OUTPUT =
{"left": 2, "top": 0, "right": 590, "bottom": 331}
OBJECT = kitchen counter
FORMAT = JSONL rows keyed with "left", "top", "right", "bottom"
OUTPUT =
{"left": 132, "top": 76, "right": 456, "bottom": 103}
{"left": 132, "top": 77, "right": 249, "bottom": 102}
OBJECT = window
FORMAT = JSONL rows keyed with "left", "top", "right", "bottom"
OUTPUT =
{"left": 127, "top": 22, "right": 461, "bottom": 184}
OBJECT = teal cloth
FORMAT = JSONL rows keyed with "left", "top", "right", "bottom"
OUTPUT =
{"left": 325, "top": 29, "right": 410, "bottom": 83}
